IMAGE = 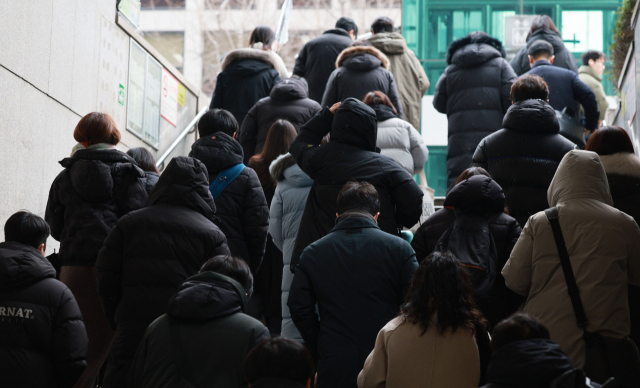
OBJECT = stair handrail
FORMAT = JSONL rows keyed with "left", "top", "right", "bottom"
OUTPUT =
{"left": 156, "top": 107, "right": 208, "bottom": 170}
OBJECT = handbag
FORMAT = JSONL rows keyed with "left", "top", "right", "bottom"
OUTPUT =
{"left": 410, "top": 169, "right": 435, "bottom": 233}
{"left": 545, "top": 207, "right": 640, "bottom": 387}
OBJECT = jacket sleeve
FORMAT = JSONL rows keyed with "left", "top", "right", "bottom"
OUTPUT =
{"left": 387, "top": 72, "right": 404, "bottom": 119}
{"left": 239, "top": 105, "right": 259, "bottom": 164}
{"left": 625, "top": 218, "right": 640, "bottom": 286}
{"left": 412, "top": 51, "right": 430, "bottom": 95}
{"left": 293, "top": 44, "right": 307, "bottom": 77}
{"left": 243, "top": 170, "right": 269, "bottom": 274}
{"left": 500, "top": 60, "right": 517, "bottom": 114}
{"left": 289, "top": 107, "right": 333, "bottom": 178}
{"left": 407, "top": 122, "right": 429, "bottom": 174}
{"left": 113, "top": 165, "right": 149, "bottom": 216}
{"left": 248, "top": 325, "right": 271, "bottom": 350}
{"left": 432, "top": 68, "right": 448, "bottom": 114}
{"left": 128, "top": 329, "right": 150, "bottom": 388}
{"left": 287, "top": 258, "right": 320, "bottom": 356}
{"left": 269, "top": 188, "right": 285, "bottom": 252}
{"left": 96, "top": 224, "right": 125, "bottom": 330}
{"left": 45, "top": 172, "right": 66, "bottom": 241}
{"left": 52, "top": 286, "right": 88, "bottom": 388}
{"left": 571, "top": 74, "right": 599, "bottom": 131}
{"left": 388, "top": 165, "right": 424, "bottom": 229}
{"left": 510, "top": 49, "right": 527, "bottom": 76}
{"left": 565, "top": 51, "right": 579, "bottom": 74}
{"left": 399, "top": 247, "right": 419, "bottom": 301}
{"left": 210, "top": 73, "right": 224, "bottom": 109}
{"left": 502, "top": 218, "right": 534, "bottom": 296}
{"left": 208, "top": 230, "right": 232, "bottom": 259}
{"left": 471, "top": 140, "right": 489, "bottom": 170}
{"left": 321, "top": 70, "right": 339, "bottom": 108}
{"left": 410, "top": 225, "right": 431, "bottom": 263}
{"left": 503, "top": 220, "right": 526, "bottom": 311}
{"left": 357, "top": 327, "right": 389, "bottom": 388}
{"left": 594, "top": 84, "right": 609, "bottom": 121}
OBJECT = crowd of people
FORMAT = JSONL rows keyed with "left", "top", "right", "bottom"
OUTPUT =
{"left": 1, "top": 13, "right": 639, "bottom": 388}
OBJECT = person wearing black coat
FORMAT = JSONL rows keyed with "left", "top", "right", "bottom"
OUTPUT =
{"left": 96, "top": 156, "right": 231, "bottom": 388}
{"left": 472, "top": 75, "right": 577, "bottom": 227}
{"left": 210, "top": 48, "right": 282, "bottom": 126}
{"left": 239, "top": 78, "right": 321, "bottom": 163}
{"left": 189, "top": 132, "right": 269, "bottom": 274}
{"left": 510, "top": 22, "right": 579, "bottom": 76}
{"left": 288, "top": 98, "right": 423, "bottom": 271}
{"left": 321, "top": 44, "right": 403, "bottom": 118}
{"left": 293, "top": 18, "right": 356, "bottom": 103}
{"left": 288, "top": 181, "right": 418, "bottom": 388}
{"left": 0, "top": 211, "right": 88, "bottom": 388}
{"left": 433, "top": 31, "right": 517, "bottom": 190}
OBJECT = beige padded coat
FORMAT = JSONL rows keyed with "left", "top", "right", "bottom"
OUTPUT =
{"left": 357, "top": 316, "right": 480, "bottom": 388}
{"left": 502, "top": 150, "right": 640, "bottom": 368}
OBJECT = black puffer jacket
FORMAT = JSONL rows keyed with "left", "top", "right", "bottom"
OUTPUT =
{"left": 129, "top": 271, "right": 269, "bottom": 388}
{"left": 45, "top": 149, "right": 148, "bottom": 266}
{"left": 472, "top": 99, "right": 576, "bottom": 227}
{"left": 321, "top": 46, "right": 404, "bottom": 118}
{"left": 433, "top": 34, "right": 516, "bottom": 190}
{"left": 96, "top": 156, "right": 230, "bottom": 387}
{"left": 412, "top": 175, "right": 523, "bottom": 327}
{"left": 240, "top": 78, "right": 321, "bottom": 162}
{"left": 0, "top": 242, "right": 88, "bottom": 388}
{"left": 510, "top": 28, "right": 579, "bottom": 76}
{"left": 189, "top": 132, "right": 269, "bottom": 274}
{"left": 210, "top": 49, "right": 282, "bottom": 126}
{"left": 144, "top": 171, "right": 160, "bottom": 195}
{"left": 289, "top": 98, "right": 423, "bottom": 270}
{"left": 293, "top": 28, "right": 354, "bottom": 103}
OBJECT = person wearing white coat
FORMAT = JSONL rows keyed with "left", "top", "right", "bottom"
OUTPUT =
{"left": 268, "top": 153, "right": 313, "bottom": 341}
{"left": 364, "top": 91, "right": 429, "bottom": 175}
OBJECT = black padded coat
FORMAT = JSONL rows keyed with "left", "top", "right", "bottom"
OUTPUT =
{"left": 472, "top": 99, "right": 576, "bottom": 227}
{"left": 45, "top": 149, "right": 148, "bottom": 266}
{"left": 96, "top": 156, "right": 230, "bottom": 387}
{"left": 189, "top": 132, "right": 269, "bottom": 274}
{"left": 0, "top": 242, "right": 88, "bottom": 388}
{"left": 510, "top": 28, "right": 579, "bottom": 76}
{"left": 433, "top": 34, "right": 516, "bottom": 190}
{"left": 289, "top": 98, "right": 423, "bottom": 270}
{"left": 239, "top": 78, "right": 321, "bottom": 163}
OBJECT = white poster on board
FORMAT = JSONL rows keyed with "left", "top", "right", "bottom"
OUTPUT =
{"left": 161, "top": 68, "right": 179, "bottom": 127}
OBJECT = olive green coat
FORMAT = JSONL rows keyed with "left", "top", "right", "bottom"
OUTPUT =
{"left": 578, "top": 65, "right": 608, "bottom": 120}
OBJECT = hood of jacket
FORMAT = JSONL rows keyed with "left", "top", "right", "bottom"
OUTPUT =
{"left": 502, "top": 99, "right": 560, "bottom": 134}
{"left": 548, "top": 150, "right": 613, "bottom": 207}
{"left": 336, "top": 45, "right": 390, "bottom": 71}
{"left": 485, "top": 339, "right": 574, "bottom": 388}
{"left": 368, "top": 32, "right": 408, "bottom": 55}
{"left": 372, "top": 104, "right": 397, "bottom": 122}
{"left": 0, "top": 242, "right": 56, "bottom": 291}
{"left": 599, "top": 152, "right": 640, "bottom": 179}
{"left": 444, "top": 175, "right": 505, "bottom": 215}
{"left": 167, "top": 271, "right": 248, "bottom": 321}
{"left": 189, "top": 132, "right": 244, "bottom": 176}
{"left": 269, "top": 153, "right": 313, "bottom": 187}
{"left": 527, "top": 28, "right": 567, "bottom": 55}
{"left": 221, "top": 48, "right": 278, "bottom": 75}
{"left": 149, "top": 156, "right": 217, "bottom": 220}
{"left": 446, "top": 33, "right": 506, "bottom": 66}
{"left": 330, "top": 98, "right": 378, "bottom": 152}
{"left": 579, "top": 65, "right": 602, "bottom": 82}
{"left": 270, "top": 78, "right": 309, "bottom": 101}
{"left": 59, "top": 149, "right": 144, "bottom": 203}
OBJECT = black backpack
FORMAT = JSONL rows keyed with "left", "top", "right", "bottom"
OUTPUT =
{"left": 436, "top": 214, "right": 498, "bottom": 305}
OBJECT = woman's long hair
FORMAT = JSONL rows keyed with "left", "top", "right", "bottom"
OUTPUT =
{"left": 585, "top": 126, "right": 635, "bottom": 156}
{"left": 249, "top": 26, "right": 275, "bottom": 49}
{"left": 126, "top": 147, "right": 159, "bottom": 174}
{"left": 527, "top": 15, "right": 559, "bottom": 40}
{"left": 401, "top": 251, "right": 487, "bottom": 335}
{"left": 362, "top": 91, "right": 397, "bottom": 115}
{"left": 249, "top": 120, "right": 297, "bottom": 190}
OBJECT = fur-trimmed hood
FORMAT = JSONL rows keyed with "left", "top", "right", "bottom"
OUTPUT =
{"left": 600, "top": 152, "right": 640, "bottom": 179}
{"left": 446, "top": 33, "right": 506, "bottom": 66}
{"left": 336, "top": 45, "right": 390, "bottom": 70}
{"left": 221, "top": 48, "right": 282, "bottom": 72}
{"left": 269, "top": 153, "right": 313, "bottom": 187}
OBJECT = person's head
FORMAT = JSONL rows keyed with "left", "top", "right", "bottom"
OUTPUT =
{"left": 249, "top": 120, "right": 297, "bottom": 190}
{"left": 510, "top": 74, "right": 550, "bottom": 103}
{"left": 245, "top": 337, "right": 315, "bottom": 388}
{"left": 527, "top": 15, "right": 559, "bottom": 40}
{"left": 198, "top": 109, "right": 239, "bottom": 138}
{"left": 74, "top": 112, "right": 121, "bottom": 146}
{"left": 371, "top": 16, "right": 393, "bottom": 34}
{"left": 585, "top": 126, "right": 635, "bottom": 156}
{"left": 491, "top": 313, "right": 551, "bottom": 353}
{"left": 454, "top": 167, "right": 490, "bottom": 186}
{"left": 200, "top": 255, "right": 253, "bottom": 296}
{"left": 249, "top": 26, "right": 275, "bottom": 49}
{"left": 402, "top": 251, "right": 487, "bottom": 334}
{"left": 126, "top": 147, "right": 159, "bottom": 174}
{"left": 336, "top": 17, "right": 358, "bottom": 40}
{"left": 528, "top": 40, "right": 554, "bottom": 67}
{"left": 362, "top": 91, "right": 397, "bottom": 115}
{"left": 4, "top": 211, "right": 50, "bottom": 255}
{"left": 582, "top": 50, "right": 606, "bottom": 77}
{"left": 336, "top": 181, "right": 380, "bottom": 220}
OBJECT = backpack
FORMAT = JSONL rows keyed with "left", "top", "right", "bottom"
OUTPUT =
{"left": 435, "top": 214, "right": 498, "bottom": 305}
{"left": 209, "top": 163, "right": 245, "bottom": 200}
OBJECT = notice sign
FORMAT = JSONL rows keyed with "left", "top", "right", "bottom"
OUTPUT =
{"left": 161, "top": 68, "right": 179, "bottom": 127}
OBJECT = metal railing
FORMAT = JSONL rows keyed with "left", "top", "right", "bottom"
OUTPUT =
{"left": 156, "top": 107, "right": 209, "bottom": 170}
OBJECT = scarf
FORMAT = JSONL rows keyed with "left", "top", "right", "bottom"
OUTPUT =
{"left": 71, "top": 142, "right": 118, "bottom": 156}
{"left": 335, "top": 210, "right": 377, "bottom": 225}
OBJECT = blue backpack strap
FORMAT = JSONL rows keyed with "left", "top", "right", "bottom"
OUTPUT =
{"left": 209, "top": 163, "right": 245, "bottom": 200}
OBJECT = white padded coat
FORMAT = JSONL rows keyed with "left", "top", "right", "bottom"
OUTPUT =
{"left": 376, "top": 117, "right": 429, "bottom": 175}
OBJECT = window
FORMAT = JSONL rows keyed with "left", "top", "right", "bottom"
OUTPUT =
{"left": 140, "top": 0, "right": 185, "bottom": 9}
{"left": 491, "top": 10, "right": 516, "bottom": 45}
{"left": 452, "top": 10, "right": 483, "bottom": 41}
{"left": 141, "top": 32, "right": 185, "bottom": 72}
{"left": 561, "top": 11, "right": 603, "bottom": 52}
{"left": 127, "top": 41, "right": 162, "bottom": 147}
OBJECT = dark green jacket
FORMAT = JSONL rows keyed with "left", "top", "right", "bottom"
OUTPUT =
{"left": 129, "top": 271, "right": 270, "bottom": 388}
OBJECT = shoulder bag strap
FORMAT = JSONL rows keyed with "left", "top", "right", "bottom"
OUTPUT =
{"left": 544, "top": 207, "right": 589, "bottom": 329}
{"left": 209, "top": 163, "right": 246, "bottom": 200}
